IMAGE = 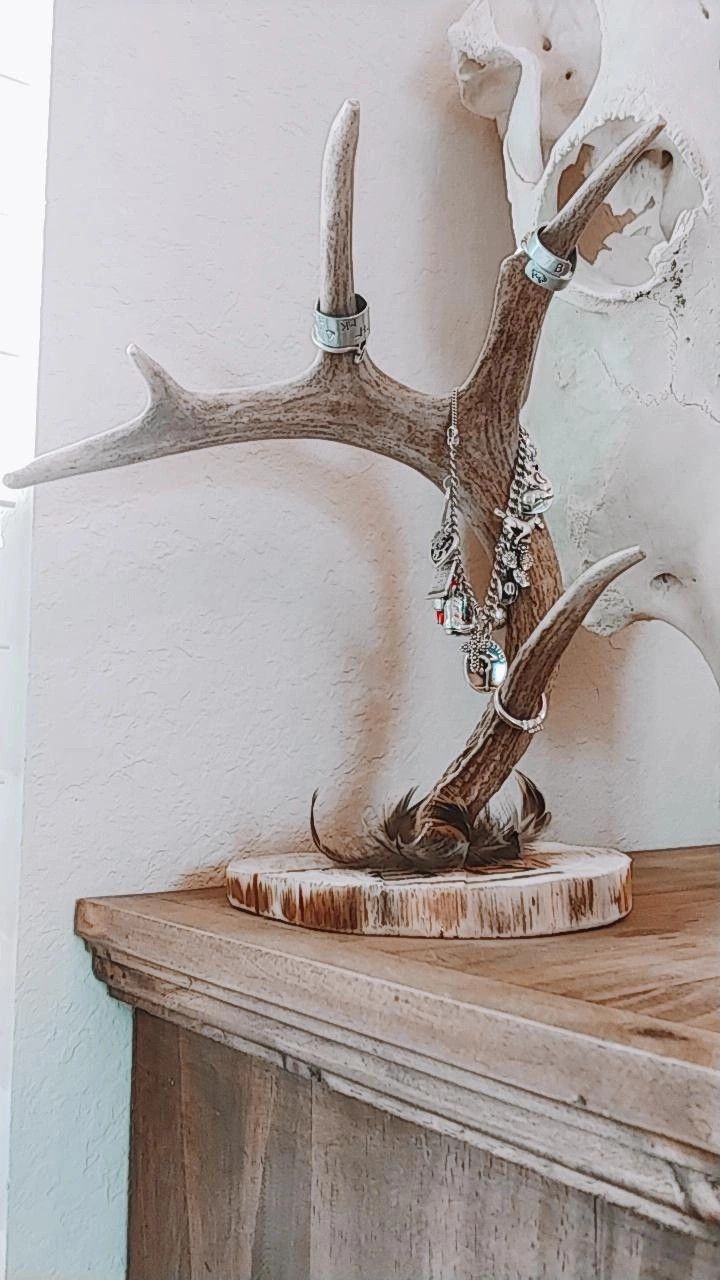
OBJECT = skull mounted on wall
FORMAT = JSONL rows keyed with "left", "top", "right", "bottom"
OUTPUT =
{"left": 450, "top": 0, "right": 719, "bottom": 683}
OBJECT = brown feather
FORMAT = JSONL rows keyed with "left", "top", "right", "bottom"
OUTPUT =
{"left": 466, "top": 770, "right": 551, "bottom": 867}
{"left": 310, "top": 770, "right": 551, "bottom": 873}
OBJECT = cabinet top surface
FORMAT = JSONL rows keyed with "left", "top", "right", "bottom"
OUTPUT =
{"left": 76, "top": 846, "right": 720, "bottom": 1154}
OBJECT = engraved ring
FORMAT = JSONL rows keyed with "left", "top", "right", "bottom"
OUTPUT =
{"left": 312, "top": 294, "right": 370, "bottom": 361}
{"left": 523, "top": 226, "right": 577, "bottom": 292}
{"left": 493, "top": 687, "right": 548, "bottom": 735}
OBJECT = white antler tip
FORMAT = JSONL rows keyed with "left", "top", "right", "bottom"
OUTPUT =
{"left": 127, "top": 343, "right": 157, "bottom": 379}
{"left": 618, "top": 544, "right": 645, "bottom": 566}
{"left": 124, "top": 344, "right": 176, "bottom": 399}
{"left": 641, "top": 117, "right": 665, "bottom": 144}
{"left": 332, "top": 98, "right": 360, "bottom": 134}
{"left": 127, "top": 342, "right": 154, "bottom": 369}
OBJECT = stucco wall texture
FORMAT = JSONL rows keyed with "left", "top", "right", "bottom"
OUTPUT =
{"left": 6, "top": 2, "right": 719, "bottom": 1277}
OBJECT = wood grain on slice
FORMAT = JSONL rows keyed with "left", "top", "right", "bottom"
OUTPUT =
{"left": 225, "top": 843, "right": 632, "bottom": 937}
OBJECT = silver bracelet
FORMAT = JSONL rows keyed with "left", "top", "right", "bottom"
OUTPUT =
{"left": 312, "top": 294, "right": 370, "bottom": 361}
{"left": 523, "top": 226, "right": 576, "bottom": 292}
{"left": 493, "top": 687, "right": 547, "bottom": 735}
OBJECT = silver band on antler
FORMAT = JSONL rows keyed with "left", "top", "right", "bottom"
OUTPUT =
{"left": 312, "top": 294, "right": 370, "bottom": 360}
{"left": 493, "top": 688, "right": 547, "bottom": 735}
{"left": 523, "top": 226, "right": 577, "bottom": 292}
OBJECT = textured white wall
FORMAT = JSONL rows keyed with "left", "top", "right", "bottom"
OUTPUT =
{"left": 0, "top": 3, "right": 53, "bottom": 1275}
{"left": 6, "top": 0, "right": 719, "bottom": 1277}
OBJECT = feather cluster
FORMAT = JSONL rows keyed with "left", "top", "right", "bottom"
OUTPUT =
{"left": 310, "top": 771, "right": 550, "bottom": 873}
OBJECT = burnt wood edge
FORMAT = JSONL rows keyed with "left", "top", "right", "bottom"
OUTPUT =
{"left": 79, "top": 936, "right": 720, "bottom": 1240}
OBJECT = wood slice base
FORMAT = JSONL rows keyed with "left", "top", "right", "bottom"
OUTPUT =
{"left": 225, "top": 843, "right": 632, "bottom": 938}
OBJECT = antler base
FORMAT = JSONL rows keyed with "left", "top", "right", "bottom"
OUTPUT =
{"left": 226, "top": 845, "right": 631, "bottom": 938}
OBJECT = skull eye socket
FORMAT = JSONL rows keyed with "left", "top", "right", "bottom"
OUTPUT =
{"left": 450, "top": 5, "right": 703, "bottom": 301}
{"left": 543, "top": 120, "right": 703, "bottom": 299}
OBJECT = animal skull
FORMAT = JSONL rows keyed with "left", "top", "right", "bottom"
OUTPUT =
{"left": 450, "top": 0, "right": 719, "bottom": 684}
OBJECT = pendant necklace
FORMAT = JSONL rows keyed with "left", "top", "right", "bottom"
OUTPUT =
{"left": 429, "top": 388, "right": 553, "bottom": 693}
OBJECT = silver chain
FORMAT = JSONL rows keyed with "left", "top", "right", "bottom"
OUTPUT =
{"left": 431, "top": 388, "right": 553, "bottom": 689}
{"left": 445, "top": 391, "right": 461, "bottom": 563}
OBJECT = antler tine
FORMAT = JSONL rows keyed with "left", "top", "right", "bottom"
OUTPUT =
{"left": 3, "top": 344, "right": 188, "bottom": 488}
{"left": 2, "top": 99, "right": 381, "bottom": 492}
{"left": 317, "top": 545, "right": 646, "bottom": 869}
{"left": 422, "top": 545, "right": 645, "bottom": 824}
{"left": 318, "top": 98, "right": 359, "bottom": 316}
{"left": 542, "top": 117, "right": 666, "bottom": 259}
{"left": 4, "top": 344, "right": 407, "bottom": 489}
{"left": 463, "top": 117, "right": 666, "bottom": 414}
{"left": 502, "top": 545, "right": 645, "bottom": 712}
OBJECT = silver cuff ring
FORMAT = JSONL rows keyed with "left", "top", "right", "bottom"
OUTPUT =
{"left": 493, "top": 687, "right": 547, "bottom": 735}
{"left": 312, "top": 294, "right": 370, "bottom": 362}
{"left": 523, "top": 226, "right": 576, "bottom": 292}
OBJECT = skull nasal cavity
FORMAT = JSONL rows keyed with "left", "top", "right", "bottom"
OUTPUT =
{"left": 450, "top": 0, "right": 602, "bottom": 175}
{"left": 651, "top": 573, "right": 684, "bottom": 594}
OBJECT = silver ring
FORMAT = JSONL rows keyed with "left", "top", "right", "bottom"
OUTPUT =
{"left": 493, "top": 687, "right": 547, "bottom": 735}
{"left": 523, "top": 226, "right": 576, "bottom": 292}
{"left": 312, "top": 294, "right": 370, "bottom": 361}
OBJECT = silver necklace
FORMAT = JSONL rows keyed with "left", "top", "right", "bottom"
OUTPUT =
{"left": 429, "top": 388, "right": 554, "bottom": 693}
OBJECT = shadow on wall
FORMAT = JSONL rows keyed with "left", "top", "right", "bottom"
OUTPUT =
{"left": 532, "top": 619, "right": 720, "bottom": 848}
{"left": 171, "top": 441, "right": 413, "bottom": 888}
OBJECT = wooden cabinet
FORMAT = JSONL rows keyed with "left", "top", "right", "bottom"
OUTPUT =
{"left": 76, "top": 847, "right": 720, "bottom": 1280}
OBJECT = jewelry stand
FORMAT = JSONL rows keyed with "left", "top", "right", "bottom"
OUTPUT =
{"left": 226, "top": 845, "right": 632, "bottom": 938}
{"left": 6, "top": 103, "right": 662, "bottom": 935}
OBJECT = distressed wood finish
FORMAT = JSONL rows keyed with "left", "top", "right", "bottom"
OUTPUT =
{"left": 4, "top": 102, "right": 662, "bottom": 870}
{"left": 129, "top": 1015, "right": 311, "bottom": 1280}
{"left": 77, "top": 845, "right": 720, "bottom": 1269}
{"left": 225, "top": 843, "right": 632, "bottom": 937}
{"left": 127, "top": 1013, "right": 719, "bottom": 1280}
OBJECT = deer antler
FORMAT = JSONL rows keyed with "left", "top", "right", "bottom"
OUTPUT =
{"left": 4, "top": 103, "right": 662, "bottom": 869}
